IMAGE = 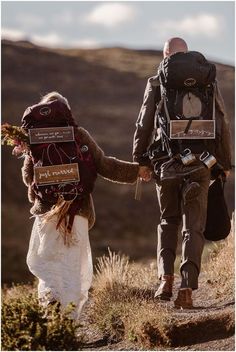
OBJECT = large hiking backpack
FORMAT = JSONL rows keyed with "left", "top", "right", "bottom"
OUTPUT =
{"left": 21, "top": 100, "right": 97, "bottom": 232}
{"left": 156, "top": 51, "right": 217, "bottom": 156}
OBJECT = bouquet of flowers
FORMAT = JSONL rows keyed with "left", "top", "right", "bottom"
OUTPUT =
{"left": 1, "top": 123, "right": 30, "bottom": 156}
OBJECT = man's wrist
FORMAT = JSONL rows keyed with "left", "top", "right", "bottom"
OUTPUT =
{"left": 133, "top": 155, "right": 150, "bottom": 167}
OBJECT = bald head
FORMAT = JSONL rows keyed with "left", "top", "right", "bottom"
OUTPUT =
{"left": 163, "top": 37, "right": 188, "bottom": 58}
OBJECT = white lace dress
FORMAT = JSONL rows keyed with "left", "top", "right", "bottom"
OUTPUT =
{"left": 26, "top": 215, "right": 93, "bottom": 320}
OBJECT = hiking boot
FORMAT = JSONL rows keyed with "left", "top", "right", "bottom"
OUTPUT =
{"left": 154, "top": 275, "right": 174, "bottom": 301}
{"left": 174, "top": 288, "right": 193, "bottom": 309}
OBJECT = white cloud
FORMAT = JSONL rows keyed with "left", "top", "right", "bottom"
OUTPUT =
{"left": 153, "top": 14, "right": 224, "bottom": 38}
{"left": 85, "top": 3, "right": 137, "bottom": 28}
{"left": 52, "top": 11, "right": 75, "bottom": 26}
{"left": 1, "top": 27, "right": 100, "bottom": 49}
{"left": 1, "top": 28, "right": 27, "bottom": 41}
{"left": 31, "top": 33, "right": 63, "bottom": 47}
{"left": 16, "top": 14, "right": 45, "bottom": 29}
{"left": 1, "top": 27, "right": 62, "bottom": 47}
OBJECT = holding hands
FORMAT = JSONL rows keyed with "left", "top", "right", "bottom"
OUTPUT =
{"left": 138, "top": 166, "right": 152, "bottom": 182}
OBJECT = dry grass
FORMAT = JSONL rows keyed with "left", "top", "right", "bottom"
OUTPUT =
{"left": 204, "top": 219, "right": 235, "bottom": 301}
{"left": 94, "top": 248, "right": 129, "bottom": 290}
{"left": 90, "top": 248, "right": 171, "bottom": 347}
{"left": 90, "top": 229, "right": 235, "bottom": 348}
{"left": 94, "top": 248, "right": 157, "bottom": 291}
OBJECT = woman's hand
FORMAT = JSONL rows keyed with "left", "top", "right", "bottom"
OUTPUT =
{"left": 138, "top": 166, "right": 152, "bottom": 182}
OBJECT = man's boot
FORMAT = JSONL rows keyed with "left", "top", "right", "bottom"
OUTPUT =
{"left": 174, "top": 288, "right": 193, "bottom": 309}
{"left": 154, "top": 275, "right": 174, "bottom": 301}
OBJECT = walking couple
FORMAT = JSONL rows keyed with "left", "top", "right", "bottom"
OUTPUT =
{"left": 21, "top": 37, "right": 231, "bottom": 319}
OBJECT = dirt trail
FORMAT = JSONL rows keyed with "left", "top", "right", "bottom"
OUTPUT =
{"left": 78, "top": 273, "right": 235, "bottom": 351}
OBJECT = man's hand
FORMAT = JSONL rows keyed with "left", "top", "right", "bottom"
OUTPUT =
{"left": 138, "top": 166, "right": 152, "bottom": 182}
{"left": 223, "top": 170, "right": 230, "bottom": 178}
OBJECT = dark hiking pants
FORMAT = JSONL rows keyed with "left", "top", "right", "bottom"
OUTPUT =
{"left": 156, "top": 166, "right": 211, "bottom": 290}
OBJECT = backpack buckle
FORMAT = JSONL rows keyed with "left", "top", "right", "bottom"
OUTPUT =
{"left": 180, "top": 148, "right": 196, "bottom": 165}
{"left": 199, "top": 151, "right": 217, "bottom": 169}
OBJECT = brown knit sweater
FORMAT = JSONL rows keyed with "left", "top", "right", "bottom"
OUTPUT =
{"left": 21, "top": 127, "right": 139, "bottom": 229}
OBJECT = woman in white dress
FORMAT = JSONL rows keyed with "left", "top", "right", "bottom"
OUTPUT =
{"left": 21, "top": 92, "right": 140, "bottom": 319}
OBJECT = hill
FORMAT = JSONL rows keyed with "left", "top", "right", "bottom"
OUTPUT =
{"left": 1, "top": 39, "right": 235, "bottom": 283}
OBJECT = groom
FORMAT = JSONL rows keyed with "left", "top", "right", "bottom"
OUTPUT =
{"left": 132, "top": 37, "right": 231, "bottom": 308}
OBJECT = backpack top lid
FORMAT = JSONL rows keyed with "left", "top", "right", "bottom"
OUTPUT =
{"left": 21, "top": 99, "right": 78, "bottom": 130}
{"left": 158, "top": 51, "right": 216, "bottom": 89}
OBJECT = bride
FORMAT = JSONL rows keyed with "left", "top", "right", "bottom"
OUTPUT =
{"left": 21, "top": 92, "right": 140, "bottom": 319}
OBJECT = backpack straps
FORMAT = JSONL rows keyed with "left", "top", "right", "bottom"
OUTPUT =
{"left": 156, "top": 73, "right": 173, "bottom": 157}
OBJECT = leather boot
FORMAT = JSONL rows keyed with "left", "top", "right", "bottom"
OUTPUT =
{"left": 174, "top": 288, "right": 193, "bottom": 309}
{"left": 154, "top": 275, "right": 174, "bottom": 301}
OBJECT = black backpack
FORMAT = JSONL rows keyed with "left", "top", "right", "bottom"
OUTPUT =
{"left": 156, "top": 51, "right": 217, "bottom": 156}
{"left": 204, "top": 177, "right": 231, "bottom": 241}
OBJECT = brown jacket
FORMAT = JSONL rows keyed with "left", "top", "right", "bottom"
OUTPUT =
{"left": 133, "top": 75, "right": 232, "bottom": 170}
{"left": 22, "top": 127, "right": 139, "bottom": 229}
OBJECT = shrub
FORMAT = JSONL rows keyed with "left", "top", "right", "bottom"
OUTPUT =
{"left": 1, "top": 285, "right": 83, "bottom": 351}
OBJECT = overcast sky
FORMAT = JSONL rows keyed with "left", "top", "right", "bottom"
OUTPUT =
{"left": 1, "top": 1, "right": 235, "bottom": 65}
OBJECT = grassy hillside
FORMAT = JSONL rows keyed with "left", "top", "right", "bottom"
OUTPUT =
{"left": 1, "top": 39, "right": 235, "bottom": 284}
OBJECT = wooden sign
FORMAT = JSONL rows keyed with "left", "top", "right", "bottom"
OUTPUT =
{"left": 29, "top": 126, "right": 75, "bottom": 144}
{"left": 34, "top": 163, "right": 80, "bottom": 185}
{"left": 170, "top": 120, "right": 215, "bottom": 139}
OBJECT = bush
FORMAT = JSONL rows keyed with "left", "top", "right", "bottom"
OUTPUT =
{"left": 1, "top": 285, "right": 83, "bottom": 351}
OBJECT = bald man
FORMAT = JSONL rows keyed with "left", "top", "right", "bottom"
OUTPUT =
{"left": 163, "top": 37, "right": 188, "bottom": 58}
{"left": 133, "top": 37, "right": 231, "bottom": 308}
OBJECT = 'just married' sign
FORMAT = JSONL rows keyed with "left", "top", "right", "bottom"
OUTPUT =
{"left": 34, "top": 163, "right": 80, "bottom": 185}
{"left": 29, "top": 126, "right": 75, "bottom": 144}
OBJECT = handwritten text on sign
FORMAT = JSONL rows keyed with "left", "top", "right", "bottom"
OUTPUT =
{"left": 34, "top": 163, "right": 80, "bottom": 185}
{"left": 29, "top": 126, "right": 75, "bottom": 144}
{"left": 170, "top": 120, "right": 215, "bottom": 140}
